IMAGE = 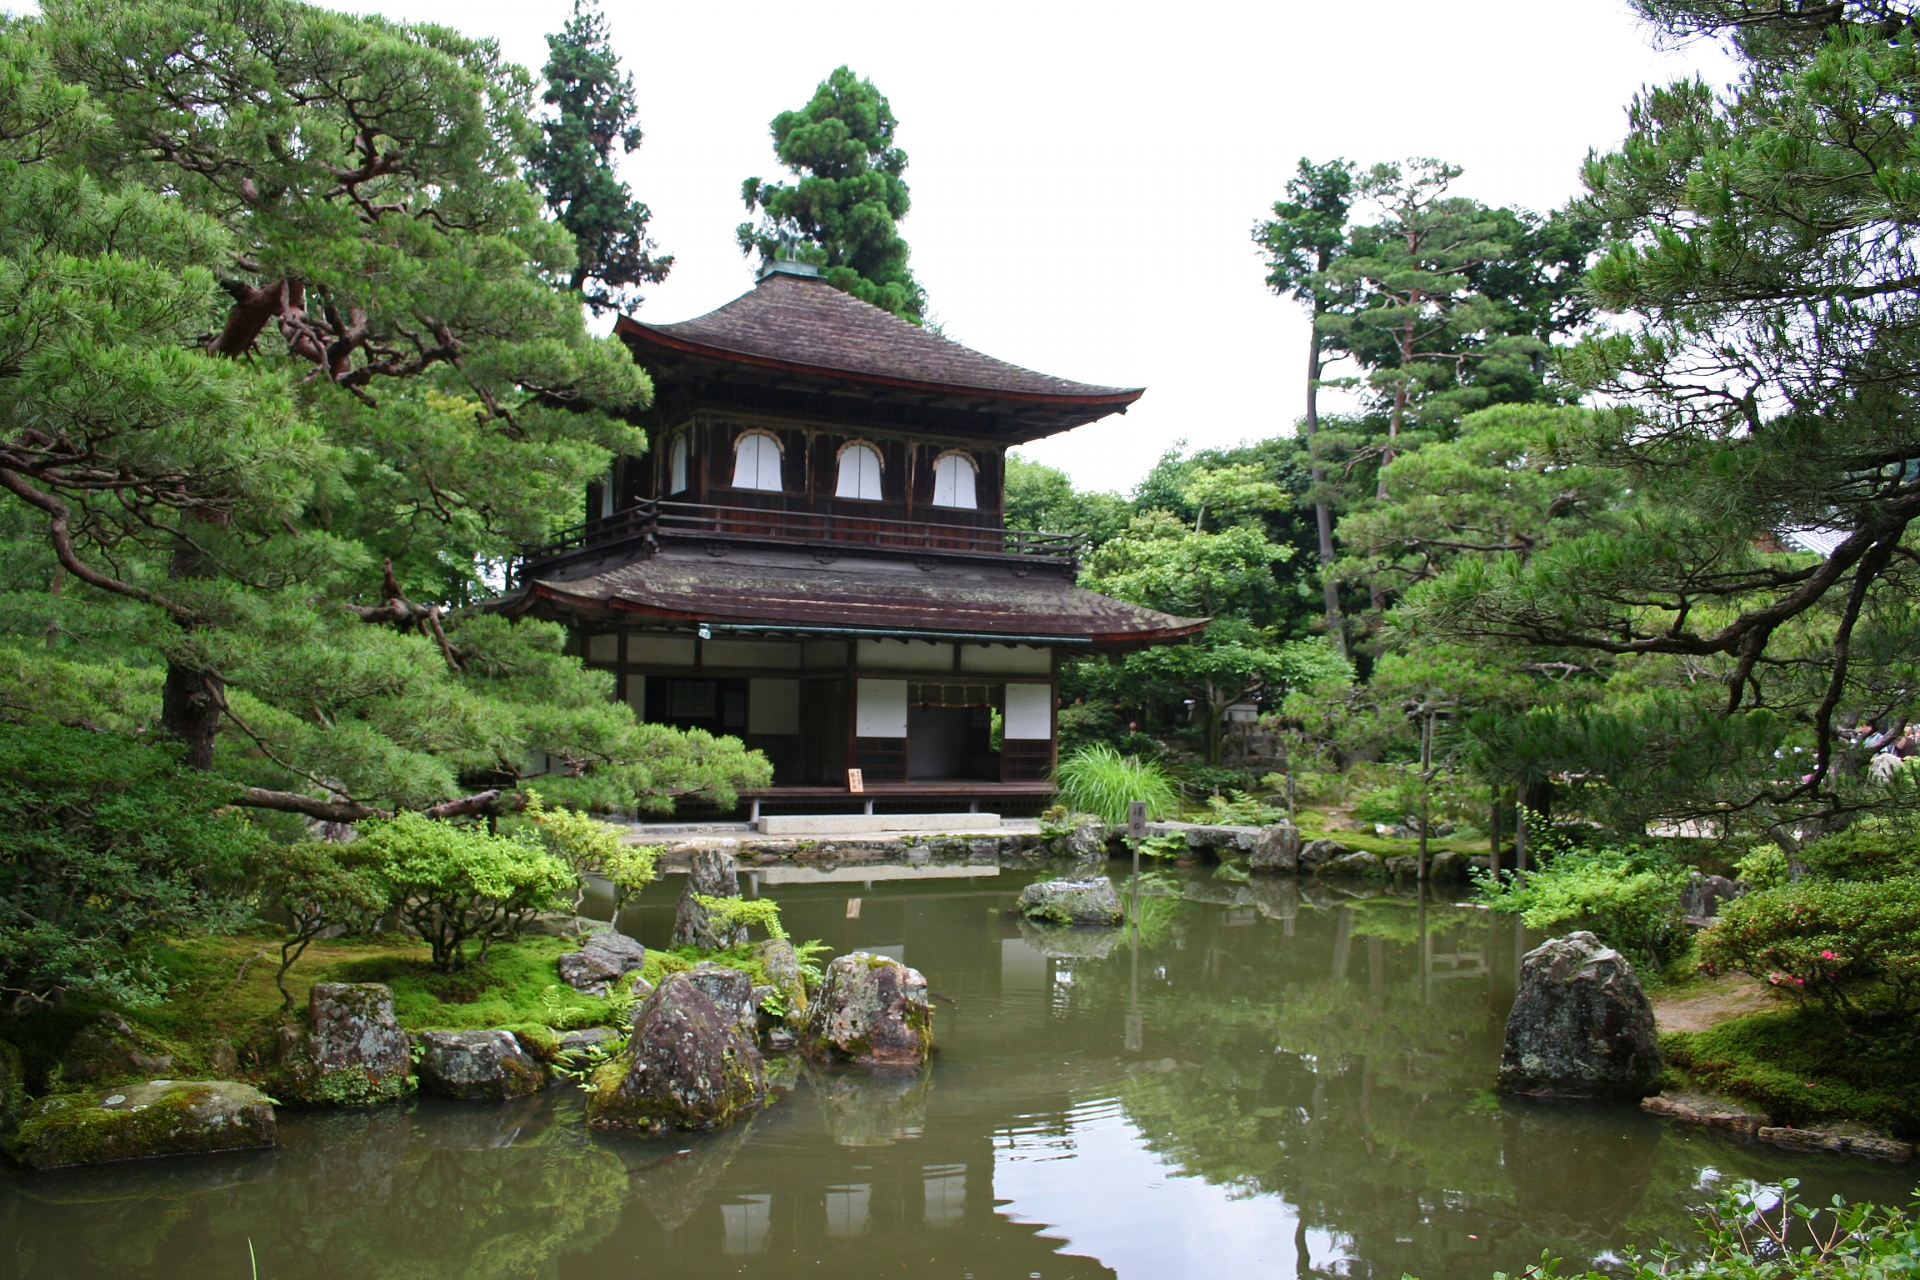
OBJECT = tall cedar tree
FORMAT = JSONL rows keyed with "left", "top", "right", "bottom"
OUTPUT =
{"left": 737, "top": 66, "right": 927, "bottom": 323}
{"left": 528, "top": 0, "right": 672, "bottom": 314}
{"left": 0, "top": 0, "right": 769, "bottom": 822}
{"left": 1256, "top": 158, "right": 1357, "bottom": 654}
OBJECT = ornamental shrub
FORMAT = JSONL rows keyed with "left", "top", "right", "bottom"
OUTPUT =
{"left": 1055, "top": 744, "right": 1180, "bottom": 825}
{"left": 1698, "top": 876, "right": 1920, "bottom": 1032}
{"left": 1476, "top": 844, "right": 1688, "bottom": 971}
{"left": 1798, "top": 823, "right": 1920, "bottom": 882}
{"left": 348, "top": 813, "right": 573, "bottom": 972}
{"left": 263, "top": 842, "right": 389, "bottom": 1007}
{"left": 0, "top": 725, "right": 268, "bottom": 1010}
{"left": 522, "top": 790, "right": 660, "bottom": 911}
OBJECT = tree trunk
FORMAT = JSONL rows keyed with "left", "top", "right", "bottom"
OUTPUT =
{"left": 161, "top": 541, "right": 222, "bottom": 769}
{"left": 1304, "top": 310, "right": 1346, "bottom": 655}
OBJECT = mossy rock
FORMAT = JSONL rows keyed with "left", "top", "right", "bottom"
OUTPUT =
{"left": 8, "top": 1080, "right": 274, "bottom": 1170}
{"left": 585, "top": 973, "right": 766, "bottom": 1133}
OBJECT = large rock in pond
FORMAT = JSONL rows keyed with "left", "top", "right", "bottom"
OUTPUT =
{"left": 801, "top": 952, "right": 933, "bottom": 1069}
{"left": 557, "top": 924, "right": 647, "bottom": 995}
{"left": 1248, "top": 822, "right": 1302, "bottom": 874}
{"left": 415, "top": 1030, "right": 546, "bottom": 1100}
{"left": 1428, "top": 850, "right": 1470, "bottom": 882}
{"left": 59, "top": 1010, "right": 173, "bottom": 1083}
{"left": 8, "top": 1081, "right": 274, "bottom": 1169}
{"left": 753, "top": 938, "right": 809, "bottom": 1027}
{"left": 1498, "top": 931, "right": 1661, "bottom": 1101}
{"left": 672, "top": 848, "right": 748, "bottom": 950}
{"left": 586, "top": 972, "right": 765, "bottom": 1133}
{"left": 277, "top": 982, "right": 413, "bottom": 1106}
{"left": 1320, "top": 850, "right": 1385, "bottom": 878}
{"left": 1053, "top": 815, "right": 1110, "bottom": 863}
{"left": 1017, "top": 876, "right": 1124, "bottom": 925}
{"left": 682, "top": 962, "right": 760, "bottom": 1041}
{"left": 1298, "top": 837, "right": 1348, "bottom": 869}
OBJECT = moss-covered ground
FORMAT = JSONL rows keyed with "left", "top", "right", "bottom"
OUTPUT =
{"left": 1663, "top": 1007, "right": 1920, "bottom": 1139}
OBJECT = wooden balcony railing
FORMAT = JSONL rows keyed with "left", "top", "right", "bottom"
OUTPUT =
{"left": 516, "top": 499, "right": 1082, "bottom": 582}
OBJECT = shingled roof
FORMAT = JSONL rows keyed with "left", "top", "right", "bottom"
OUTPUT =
{"left": 507, "top": 542, "right": 1205, "bottom": 652}
{"left": 616, "top": 267, "right": 1144, "bottom": 413}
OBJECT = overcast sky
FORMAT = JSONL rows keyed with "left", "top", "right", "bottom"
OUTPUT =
{"left": 335, "top": 1, "right": 1730, "bottom": 493}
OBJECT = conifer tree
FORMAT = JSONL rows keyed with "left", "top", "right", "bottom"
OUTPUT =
{"left": 528, "top": 0, "right": 672, "bottom": 314}
{"left": 737, "top": 66, "right": 927, "bottom": 323}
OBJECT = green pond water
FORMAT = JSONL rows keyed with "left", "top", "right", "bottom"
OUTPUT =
{"left": 3, "top": 863, "right": 1911, "bottom": 1280}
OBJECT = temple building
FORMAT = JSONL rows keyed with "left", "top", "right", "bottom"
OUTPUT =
{"left": 502, "top": 261, "right": 1204, "bottom": 815}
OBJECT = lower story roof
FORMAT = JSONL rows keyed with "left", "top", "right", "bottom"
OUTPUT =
{"left": 497, "top": 544, "right": 1206, "bottom": 652}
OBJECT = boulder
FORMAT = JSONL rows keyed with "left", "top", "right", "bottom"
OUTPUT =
{"left": 1298, "top": 837, "right": 1348, "bottom": 869}
{"left": 1321, "top": 851, "right": 1385, "bottom": 878}
{"left": 801, "top": 952, "right": 934, "bottom": 1069}
{"left": 587, "top": 972, "right": 765, "bottom": 1132}
{"left": 1498, "top": 932, "right": 1662, "bottom": 1101}
{"left": 1144, "top": 822, "right": 1263, "bottom": 853}
{"left": 8, "top": 1080, "right": 274, "bottom": 1169}
{"left": 1248, "top": 822, "right": 1302, "bottom": 874}
{"left": 415, "top": 1030, "right": 546, "bottom": 1100}
{"left": 1641, "top": 1091, "right": 1771, "bottom": 1136}
{"left": 752, "top": 938, "right": 809, "bottom": 1025}
{"left": 556, "top": 924, "right": 647, "bottom": 996}
{"left": 1681, "top": 874, "right": 1746, "bottom": 922}
{"left": 1053, "top": 815, "right": 1110, "bottom": 863}
{"left": 1017, "top": 876, "right": 1124, "bottom": 925}
{"left": 1384, "top": 854, "right": 1420, "bottom": 880}
{"left": 1759, "top": 1122, "right": 1913, "bottom": 1162}
{"left": 672, "top": 848, "right": 748, "bottom": 950}
{"left": 277, "top": 982, "right": 413, "bottom": 1106}
{"left": 682, "top": 962, "right": 760, "bottom": 1040}
{"left": 58, "top": 1011, "right": 173, "bottom": 1084}
{"left": 1428, "top": 851, "right": 1470, "bottom": 882}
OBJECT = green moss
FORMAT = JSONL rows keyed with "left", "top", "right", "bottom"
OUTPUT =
{"left": 638, "top": 945, "right": 774, "bottom": 993}
{"left": 10, "top": 1083, "right": 272, "bottom": 1169}
{"left": 1664, "top": 1009, "right": 1920, "bottom": 1138}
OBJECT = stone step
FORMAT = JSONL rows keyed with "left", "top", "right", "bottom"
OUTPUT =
{"left": 757, "top": 812, "right": 1002, "bottom": 836}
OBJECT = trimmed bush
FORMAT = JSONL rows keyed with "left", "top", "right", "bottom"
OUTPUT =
{"left": 1476, "top": 845, "right": 1688, "bottom": 971}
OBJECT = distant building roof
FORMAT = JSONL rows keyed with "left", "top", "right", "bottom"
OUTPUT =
{"left": 503, "top": 543, "right": 1205, "bottom": 652}
{"left": 615, "top": 268, "right": 1144, "bottom": 438}
{"left": 1781, "top": 526, "right": 1848, "bottom": 558}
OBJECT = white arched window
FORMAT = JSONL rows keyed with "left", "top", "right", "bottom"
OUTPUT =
{"left": 730, "top": 430, "right": 783, "bottom": 491}
{"left": 931, "top": 451, "right": 978, "bottom": 509}
{"left": 668, "top": 435, "right": 689, "bottom": 494}
{"left": 834, "top": 442, "right": 884, "bottom": 500}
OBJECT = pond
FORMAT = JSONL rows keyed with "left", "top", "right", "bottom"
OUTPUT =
{"left": 2, "top": 864, "right": 1910, "bottom": 1280}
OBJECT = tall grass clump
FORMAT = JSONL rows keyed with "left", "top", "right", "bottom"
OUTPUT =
{"left": 1055, "top": 744, "right": 1180, "bottom": 825}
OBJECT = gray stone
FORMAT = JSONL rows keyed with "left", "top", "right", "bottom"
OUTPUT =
{"left": 1144, "top": 822, "right": 1263, "bottom": 852}
{"left": 1681, "top": 874, "right": 1746, "bottom": 921}
{"left": 1384, "top": 854, "right": 1420, "bottom": 879}
{"left": 1428, "top": 851, "right": 1470, "bottom": 882}
{"left": 684, "top": 962, "right": 760, "bottom": 1040}
{"left": 673, "top": 849, "right": 747, "bottom": 949}
{"left": 1017, "top": 875, "right": 1124, "bottom": 925}
{"left": 752, "top": 937, "right": 809, "bottom": 1027}
{"left": 1759, "top": 1122, "right": 1913, "bottom": 1162}
{"left": 415, "top": 1030, "right": 546, "bottom": 1100}
{"left": 1321, "top": 851, "right": 1386, "bottom": 878}
{"left": 1248, "top": 822, "right": 1302, "bottom": 874}
{"left": 1642, "top": 1091, "right": 1770, "bottom": 1136}
{"left": 801, "top": 952, "right": 934, "bottom": 1069}
{"left": 59, "top": 1011, "right": 173, "bottom": 1084}
{"left": 586, "top": 972, "right": 765, "bottom": 1133}
{"left": 9, "top": 1080, "right": 274, "bottom": 1169}
{"left": 557, "top": 924, "right": 647, "bottom": 995}
{"left": 1298, "top": 837, "right": 1349, "bottom": 868}
{"left": 276, "top": 982, "right": 413, "bottom": 1106}
{"left": 522, "top": 911, "right": 596, "bottom": 938}
{"left": 1498, "top": 931, "right": 1662, "bottom": 1101}
{"left": 1054, "top": 815, "right": 1110, "bottom": 863}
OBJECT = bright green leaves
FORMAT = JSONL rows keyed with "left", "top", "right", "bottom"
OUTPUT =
{"left": 737, "top": 66, "right": 925, "bottom": 323}
{"left": 1083, "top": 510, "right": 1295, "bottom": 620}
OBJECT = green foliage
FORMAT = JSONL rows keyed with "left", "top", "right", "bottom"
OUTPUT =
{"left": 1699, "top": 877, "right": 1920, "bottom": 1031}
{"left": 1003, "top": 454, "right": 1131, "bottom": 550}
{"left": 263, "top": 841, "right": 388, "bottom": 1007}
{"left": 1799, "top": 825, "right": 1920, "bottom": 883}
{"left": 1201, "top": 790, "right": 1282, "bottom": 827}
{"left": 1477, "top": 843, "right": 1688, "bottom": 971}
{"left": 330, "top": 934, "right": 622, "bottom": 1033}
{"left": 736, "top": 65, "right": 925, "bottom": 322}
{"left": 522, "top": 790, "right": 659, "bottom": 909}
{"left": 0, "top": 725, "right": 267, "bottom": 1011}
{"left": 527, "top": 0, "right": 671, "bottom": 312}
{"left": 1735, "top": 843, "right": 1791, "bottom": 891}
{"left": 348, "top": 813, "right": 573, "bottom": 972}
{"left": 1055, "top": 744, "right": 1179, "bottom": 826}
{"left": 692, "top": 894, "right": 787, "bottom": 941}
{"left": 1664, "top": 1008, "right": 1920, "bottom": 1138}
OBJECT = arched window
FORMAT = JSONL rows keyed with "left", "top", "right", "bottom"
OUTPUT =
{"left": 931, "top": 451, "right": 978, "bottom": 509}
{"left": 834, "top": 441, "right": 884, "bottom": 500}
{"left": 730, "top": 430, "right": 783, "bottom": 491}
{"left": 668, "top": 435, "right": 689, "bottom": 494}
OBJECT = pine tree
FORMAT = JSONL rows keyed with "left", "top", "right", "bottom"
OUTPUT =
{"left": 737, "top": 66, "right": 927, "bottom": 323}
{"left": 528, "top": 0, "right": 672, "bottom": 314}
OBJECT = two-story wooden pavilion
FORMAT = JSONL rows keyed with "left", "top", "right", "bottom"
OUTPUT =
{"left": 500, "top": 261, "right": 1204, "bottom": 815}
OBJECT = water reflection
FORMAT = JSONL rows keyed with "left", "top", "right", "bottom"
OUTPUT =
{"left": 1, "top": 867, "right": 1910, "bottom": 1280}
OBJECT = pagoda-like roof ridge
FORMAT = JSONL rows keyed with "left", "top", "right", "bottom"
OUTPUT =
{"left": 618, "top": 271, "right": 1143, "bottom": 406}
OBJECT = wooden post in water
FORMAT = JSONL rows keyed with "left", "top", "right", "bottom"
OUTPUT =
{"left": 1127, "top": 800, "right": 1147, "bottom": 929}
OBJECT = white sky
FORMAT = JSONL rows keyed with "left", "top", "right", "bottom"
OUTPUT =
{"left": 324, "top": 2, "right": 1729, "bottom": 492}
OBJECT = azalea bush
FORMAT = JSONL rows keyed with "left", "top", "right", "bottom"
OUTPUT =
{"left": 1699, "top": 877, "right": 1920, "bottom": 1032}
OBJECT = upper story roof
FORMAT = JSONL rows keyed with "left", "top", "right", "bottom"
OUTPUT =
{"left": 615, "top": 266, "right": 1145, "bottom": 440}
